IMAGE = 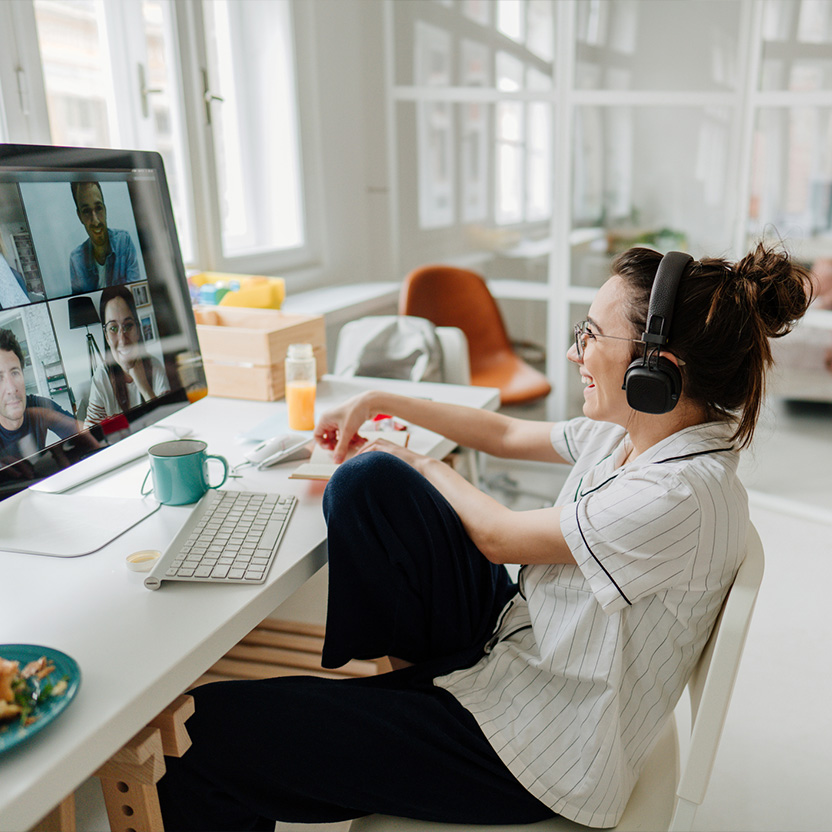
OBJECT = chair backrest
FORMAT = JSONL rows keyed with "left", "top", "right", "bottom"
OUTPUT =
{"left": 400, "top": 265, "right": 516, "bottom": 375}
{"left": 670, "top": 521, "right": 765, "bottom": 831}
{"left": 333, "top": 315, "right": 470, "bottom": 385}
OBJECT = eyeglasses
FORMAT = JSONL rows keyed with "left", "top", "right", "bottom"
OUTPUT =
{"left": 573, "top": 320, "right": 643, "bottom": 360}
{"left": 105, "top": 320, "right": 136, "bottom": 337}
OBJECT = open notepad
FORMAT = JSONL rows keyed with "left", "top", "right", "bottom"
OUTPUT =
{"left": 290, "top": 430, "right": 409, "bottom": 481}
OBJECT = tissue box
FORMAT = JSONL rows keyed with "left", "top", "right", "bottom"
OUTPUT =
{"left": 194, "top": 306, "right": 326, "bottom": 401}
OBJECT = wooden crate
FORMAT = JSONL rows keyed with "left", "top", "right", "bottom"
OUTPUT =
{"left": 194, "top": 306, "right": 327, "bottom": 401}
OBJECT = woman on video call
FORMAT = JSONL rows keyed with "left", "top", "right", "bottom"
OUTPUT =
{"left": 158, "top": 243, "right": 811, "bottom": 830}
{"left": 83, "top": 285, "right": 169, "bottom": 427}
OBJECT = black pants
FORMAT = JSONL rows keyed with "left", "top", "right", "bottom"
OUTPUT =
{"left": 157, "top": 453, "right": 555, "bottom": 830}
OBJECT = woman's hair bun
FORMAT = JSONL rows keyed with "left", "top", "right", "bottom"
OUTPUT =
{"left": 733, "top": 243, "right": 813, "bottom": 339}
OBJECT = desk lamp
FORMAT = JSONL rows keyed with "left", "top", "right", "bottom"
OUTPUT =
{"left": 68, "top": 295, "right": 103, "bottom": 380}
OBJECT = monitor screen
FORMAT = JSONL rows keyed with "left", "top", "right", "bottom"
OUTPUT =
{"left": 0, "top": 144, "right": 206, "bottom": 499}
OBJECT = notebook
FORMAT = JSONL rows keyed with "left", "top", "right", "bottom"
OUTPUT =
{"left": 290, "top": 430, "right": 409, "bottom": 481}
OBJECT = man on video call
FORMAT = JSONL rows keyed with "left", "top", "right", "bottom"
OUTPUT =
{"left": 69, "top": 180, "right": 140, "bottom": 293}
{"left": 0, "top": 328, "right": 78, "bottom": 462}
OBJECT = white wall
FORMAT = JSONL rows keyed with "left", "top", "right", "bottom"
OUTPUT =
{"left": 298, "top": 0, "right": 393, "bottom": 290}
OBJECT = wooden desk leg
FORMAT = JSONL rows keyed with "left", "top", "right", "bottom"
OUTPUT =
{"left": 94, "top": 694, "right": 194, "bottom": 832}
{"left": 30, "top": 793, "right": 75, "bottom": 832}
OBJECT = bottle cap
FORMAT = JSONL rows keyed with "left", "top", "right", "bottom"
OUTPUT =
{"left": 287, "top": 343, "right": 313, "bottom": 359}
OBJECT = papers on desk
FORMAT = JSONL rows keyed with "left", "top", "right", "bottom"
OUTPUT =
{"left": 290, "top": 430, "right": 409, "bottom": 481}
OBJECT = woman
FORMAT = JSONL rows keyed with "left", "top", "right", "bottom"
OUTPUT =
{"left": 84, "top": 285, "right": 169, "bottom": 427}
{"left": 158, "top": 244, "right": 811, "bottom": 830}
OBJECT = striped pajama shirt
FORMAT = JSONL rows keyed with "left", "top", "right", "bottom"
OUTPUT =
{"left": 436, "top": 418, "right": 747, "bottom": 827}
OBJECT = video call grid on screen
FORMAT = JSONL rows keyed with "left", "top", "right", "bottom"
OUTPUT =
{"left": 0, "top": 147, "right": 205, "bottom": 495}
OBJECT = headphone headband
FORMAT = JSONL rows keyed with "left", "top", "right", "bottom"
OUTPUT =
{"left": 641, "top": 250, "right": 693, "bottom": 347}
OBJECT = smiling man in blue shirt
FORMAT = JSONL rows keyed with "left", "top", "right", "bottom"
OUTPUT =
{"left": 69, "top": 181, "right": 140, "bottom": 294}
{"left": 0, "top": 329, "right": 78, "bottom": 464}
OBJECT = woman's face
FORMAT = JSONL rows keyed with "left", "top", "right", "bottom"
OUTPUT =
{"left": 567, "top": 274, "right": 640, "bottom": 426}
{"left": 103, "top": 296, "right": 140, "bottom": 369}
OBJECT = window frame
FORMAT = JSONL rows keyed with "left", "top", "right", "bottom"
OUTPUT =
{"left": 0, "top": 0, "right": 320, "bottom": 277}
{"left": 174, "top": 0, "right": 320, "bottom": 275}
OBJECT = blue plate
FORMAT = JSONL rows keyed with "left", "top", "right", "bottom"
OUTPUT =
{"left": 0, "top": 645, "right": 81, "bottom": 754}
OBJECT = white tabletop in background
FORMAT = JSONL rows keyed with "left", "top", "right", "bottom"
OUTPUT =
{"left": 0, "top": 375, "right": 499, "bottom": 831}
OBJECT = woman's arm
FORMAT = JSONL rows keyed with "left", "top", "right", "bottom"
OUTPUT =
{"left": 83, "top": 369, "right": 111, "bottom": 428}
{"left": 314, "top": 390, "right": 570, "bottom": 465}
{"left": 362, "top": 439, "right": 575, "bottom": 566}
{"left": 126, "top": 359, "right": 156, "bottom": 401}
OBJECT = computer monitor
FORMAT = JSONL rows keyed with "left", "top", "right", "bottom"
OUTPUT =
{"left": 0, "top": 144, "right": 207, "bottom": 500}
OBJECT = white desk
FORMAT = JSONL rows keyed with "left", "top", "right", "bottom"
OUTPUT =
{"left": 0, "top": 375, "right": 499, "bottom": 831}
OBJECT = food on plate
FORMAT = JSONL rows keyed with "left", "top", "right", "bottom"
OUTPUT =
{"left": 0, "top": 653, "right": 68, "bottom": 728}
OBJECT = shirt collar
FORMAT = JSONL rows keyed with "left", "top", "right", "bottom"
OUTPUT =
{"left": 619, "top": 421, "right": 737, "bottom": 470}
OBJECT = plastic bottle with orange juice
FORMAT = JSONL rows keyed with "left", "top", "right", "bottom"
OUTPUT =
{"left": 285, "top": 343, "right": 316, "bottom": 430}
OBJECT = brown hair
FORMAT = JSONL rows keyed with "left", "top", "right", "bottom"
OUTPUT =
{"left": 0, "top": 327, "right": 24, "bottom": 366}
{"left": 612, "top": 243, "right": 813, "bottom": 449}
{"left": 70, "top": 180, "right": 104, "bottom": 209}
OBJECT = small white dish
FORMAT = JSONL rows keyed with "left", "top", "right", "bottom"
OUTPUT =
{"left": 125, "top": 550, "right": 161, "bottom": 572}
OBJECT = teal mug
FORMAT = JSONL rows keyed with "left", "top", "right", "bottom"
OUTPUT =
{"left": 141, "top": 439, "right": 229, "bottom": 505}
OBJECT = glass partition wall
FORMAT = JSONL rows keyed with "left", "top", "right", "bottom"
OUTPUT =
{"left": 386, "top": 0, "right": 832, "bottom": 421}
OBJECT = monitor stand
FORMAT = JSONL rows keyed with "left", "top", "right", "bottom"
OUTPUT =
{"left": 0, "top": 490, "right": 160, "bottom": 557}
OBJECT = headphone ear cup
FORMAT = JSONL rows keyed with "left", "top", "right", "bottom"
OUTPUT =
{"left": 622, "top": 355, "right": 682, "bottom": 414}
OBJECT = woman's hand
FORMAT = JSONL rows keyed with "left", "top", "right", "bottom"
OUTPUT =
{"left": 122, "top": 358, "right": 155, "bottom": 400}
{"left": 313, "top": 391, "right": 376, "bottom": 463}
{"left": 356, "top": 436, "right": 428, "bottom": 472}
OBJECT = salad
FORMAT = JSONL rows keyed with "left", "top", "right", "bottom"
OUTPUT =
{"left": 0, "top": 654, "right": 68, "bottom": 728}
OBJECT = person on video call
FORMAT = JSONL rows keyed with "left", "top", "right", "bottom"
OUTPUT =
{"left": 84, "top": 285, "right": 169, "bottom": 428}
{"left": 0, "top": 328, "right": 77, "bottom": 462}
{"left": 0, "top": 244, "right": 29, "bottom": 310}
{"left": 69, "top": 181, "right": 140, "bottom": 293}
{"left": 157, "top": 243, "right": 812, "bottom": 831}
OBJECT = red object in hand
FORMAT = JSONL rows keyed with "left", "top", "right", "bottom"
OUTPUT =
{"left": 370, "top": 414, "right": 407, "bottom": 431}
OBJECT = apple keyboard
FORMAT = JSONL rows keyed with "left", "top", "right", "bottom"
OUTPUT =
{"left": 144, "top": 489, "right": 296, "bottom": 590}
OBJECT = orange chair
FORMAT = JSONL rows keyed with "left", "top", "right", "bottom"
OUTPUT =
{"left": 400, "top": 265, "right": 551, "bottom": 406}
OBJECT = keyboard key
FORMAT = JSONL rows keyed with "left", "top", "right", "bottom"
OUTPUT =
{"left": 257, "top": 521, "right": 286, "bottom": 551}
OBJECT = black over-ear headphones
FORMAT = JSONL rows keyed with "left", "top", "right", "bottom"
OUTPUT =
{"left": 622, "top": 250, "right": 693, "bottom": 414}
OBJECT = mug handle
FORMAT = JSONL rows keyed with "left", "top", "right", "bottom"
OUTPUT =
{"left": 141, "top": 469, "right": 154, "bottom": 497}
{"left": 206, "top": 454, "right": 229, "bottom": 489}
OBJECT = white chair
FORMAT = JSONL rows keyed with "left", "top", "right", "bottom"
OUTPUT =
{"left": 333, "top": 315, "right": 471, "bottom": 387}
{"left": 350, "top": 523, "right": 765, "bottom": 832}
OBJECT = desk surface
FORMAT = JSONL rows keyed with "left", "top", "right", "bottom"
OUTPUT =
{"left": 0, "top": 375, "right": 498, "bottom": 831}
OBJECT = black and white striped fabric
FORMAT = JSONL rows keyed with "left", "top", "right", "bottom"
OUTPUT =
{"left": 436, "top": 419, "right": 747, "bottom": 828}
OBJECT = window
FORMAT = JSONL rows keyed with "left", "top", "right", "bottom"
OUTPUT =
{"left": 495, "top": 52, "right": 553, "bottom": 226}
{"left": 497, "top": 0, "right": 525, "bottom": 43}
{"left": 460, "top": 40, "right": 490, "bottom": 222}
{"left": 34, "top": 0, "right": 115, "bottom": 147}
{"left": 0, "top": 0, "right": 309, "bottom": 273}
{"left": 415, "top": 21, "right": 455, "bottom": 229}
{"left": 28, "top": 0, "right": 195, "bottom": 262}
{"left": 201, "top": 0, "right": 305, "bottom": 259}
{"left": 395, "top": 0, "right": 555, "bottom": 254}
